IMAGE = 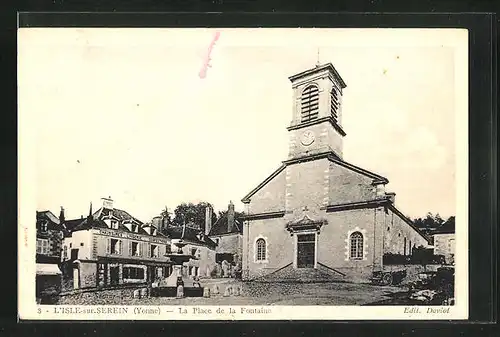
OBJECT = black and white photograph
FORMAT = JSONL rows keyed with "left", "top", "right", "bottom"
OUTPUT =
{"left": 18, "top": 28, "right": 468, "bottom": 320}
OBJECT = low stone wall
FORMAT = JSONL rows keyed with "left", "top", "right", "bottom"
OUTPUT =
{"left": 383, "top": 264, "right": 440, "bottom": 284}
{"left": 58, "top": 285, "right": 147, "bottom": 305}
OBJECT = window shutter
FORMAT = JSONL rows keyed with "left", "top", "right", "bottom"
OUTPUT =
{"left": 301, "top": 85, "right": 320, "bottom": 122}
{"left": 106, "top": 238, "right": 111, "bottom": 254}
{"left": 119, "top": 240, "right": 123, "bottom": 255}
{"left": 128, "top": 241, "right": 133, "bottom": 256}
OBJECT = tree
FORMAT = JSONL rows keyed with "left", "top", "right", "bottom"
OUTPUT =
{"left": 413, "top": 212, "right": 447, "bottom": 229}
{"left": 172, "top": 201, "right": 218, "bottom": 231}
{"left": 434, "top": 213, "right": 445, "bottom": 226}
{"left": 217, "top": 210, "right": 246, "bottom": 220}
{"left": 440, "top": 216, "right": 455, "bottom": 231}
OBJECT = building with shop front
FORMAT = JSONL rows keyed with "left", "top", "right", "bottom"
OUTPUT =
{"left": 35, "top": 210, "right": 65, "bottom": 301}
{"left": 60, "top": 197, "right": 174, "bottom": 291}
{"left": 240, "top": 62, "right": 429, "bottom": 283}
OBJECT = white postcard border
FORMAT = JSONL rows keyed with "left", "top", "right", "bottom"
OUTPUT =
{"left": 18, "top": 27, "right": 469, "bottom": 321}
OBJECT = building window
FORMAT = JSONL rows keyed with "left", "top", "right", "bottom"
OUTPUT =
{"left": 191, "top": 248, "right": 197, "bottom": 256}
{"left": 40, "top": 220, "right": 48, "bottom": 232}
{"left": 151, "top": 244, "right": 159, "bottom": 258}
{"left": 349, "top": 232, "right": 363, "bottom": 260}
{"left": 256, "top": 238, "right": 266, "bottom": 261}
{"left": 330, "top": 88, "right": 339, "bottom": 121}
{"left": 301, "top": 85, "right": 319, "bottom": 123}
{"left": 111, "top": 220, "right": 119, "bottom": 230}
{"left": 63, "top": 245, "right": 68, "bottom": 259}
{"left": 130, "top": 241, "right": 141, "bottom": 257}
{"left": 109, "top": 238, "right": 122, "bottom": 255}
{"left": 36, "top": 239, "right": 49, "bottom": 254}
{"left": 123, "top": 267, "right": 144, "bottom": 280}
{"left": 214, "top": 238, "right": 220, "bottom": 245}
{"left": 80, "top": 242, "right": 84, "bottom": 247}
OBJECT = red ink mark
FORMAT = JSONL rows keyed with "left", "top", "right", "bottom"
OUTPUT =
{"left": 24, "top": 227, "right": 28, "bottom": 247}
{"left": 199, "top": 31, "right": 220, "bottom": 79}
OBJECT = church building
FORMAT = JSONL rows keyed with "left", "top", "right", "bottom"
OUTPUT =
{"left": 240, "top": 63, "right": 429, "bottom": 283}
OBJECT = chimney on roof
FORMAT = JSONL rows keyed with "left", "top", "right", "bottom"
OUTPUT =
{"left": 205, "top": 205, "right": 213, "bottom": 236}
{"left": 59, "top": 206, "right": 65, "bottom": 224}
{"left": 102, "top": 196, "right": 113, "bottom": 210}
{"left": 162, "top": 215, "right": 169, "bottom": 234}
{"left": 375, "top": 184, "right": 386, "bottom": 198}
{"left": 87, "top": 202, "right": 93, "bottom": 224}
{"left": 227, "top": 201, "right": 235, "bottom": 233}
{"left": 152, "top": 216, "right": 162, "bottom": 230}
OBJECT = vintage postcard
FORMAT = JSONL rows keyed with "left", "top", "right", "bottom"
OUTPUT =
{"left": 18, "top": 27, "right": 468, "bottom": 320}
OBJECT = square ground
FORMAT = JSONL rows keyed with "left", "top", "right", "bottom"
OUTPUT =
{"left": 57, "top": 278, "right": 406, "bottom": 306}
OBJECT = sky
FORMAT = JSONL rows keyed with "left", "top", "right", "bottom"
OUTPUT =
{"left": 18, "top": 28, "right": 467, "bottom": 222}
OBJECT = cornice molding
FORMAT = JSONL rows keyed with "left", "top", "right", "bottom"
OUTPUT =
{"left": 242, "top": 211, "right": 286, "bottom": 221}
{"left": 326, "top": 199, "right": 390, "bottom": 213}
{"left": 287, "top": 116, "right": 347, "bottom": 137}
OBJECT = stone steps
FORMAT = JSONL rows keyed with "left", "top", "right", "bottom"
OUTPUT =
{"left": 253, "top": 263, "right": 346, "bottom": 283}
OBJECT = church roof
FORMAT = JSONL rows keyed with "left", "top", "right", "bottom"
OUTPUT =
{"left": 241, "top": 164, "right": 287, "bottom": 204}
{"left": 241, "top": 152, "right": 389, "bottom": 204}
{"left": 327, "top": 154, "right": 388, "bottom": 184}
{"left": 288, "top": 63, "right": 347, "bottom": 88}
{"left": 387, "top": 204, "right": 430, "bottom": 244}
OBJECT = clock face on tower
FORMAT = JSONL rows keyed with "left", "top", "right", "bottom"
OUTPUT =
{"left": 300, "top": 130, "right": 315, "bottom": 146}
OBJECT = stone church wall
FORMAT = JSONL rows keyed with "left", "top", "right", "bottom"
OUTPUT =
{"left": 285, "top": 159, "right": 331, "bottom": 218}
{"left": 383, "top": 208, "right": 428, "bottom": 256}
{"left": 243, "top": 217, "right": 292, "bottom": 280}
{"left": 319, "top": 208, "right": 377, "bottom": 281}
{"left": 247, "top": 168, "right": 286, "bottom": 214}
{"left": 328, "top": 162, "right": 378, "bottom": 205}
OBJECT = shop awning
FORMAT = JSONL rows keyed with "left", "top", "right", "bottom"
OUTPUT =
{"left": 36, "top": 263, "right": 62, "bottom": 275}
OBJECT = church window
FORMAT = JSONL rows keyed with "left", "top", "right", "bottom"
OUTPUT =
{"left": 301, "top": 85, "right": 319, "bottom": 123}
{"left": 256, "top": 238, "right": 266, "bottom": 261}
{"left": 330, "top": 88, "right": 339, "bottom": 121}
{"left": 349, "top": 232, "right": 363, "bottom": 260}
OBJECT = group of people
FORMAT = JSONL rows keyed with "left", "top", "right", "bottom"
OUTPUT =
{"left": 212, "top": 260, "right": 242, "bottom": 279}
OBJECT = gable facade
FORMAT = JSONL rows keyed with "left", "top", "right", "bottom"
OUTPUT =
{"left": 241, "top": 63, "right": 428, "bottom": 283}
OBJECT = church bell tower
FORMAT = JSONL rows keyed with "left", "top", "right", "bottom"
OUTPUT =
{"left": 287, "top": 63, "right": 347, "bottom": 160}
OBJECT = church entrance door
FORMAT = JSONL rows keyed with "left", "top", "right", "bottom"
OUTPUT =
{"left": 297, "top": 234, "right": 316, "bottom": 268}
